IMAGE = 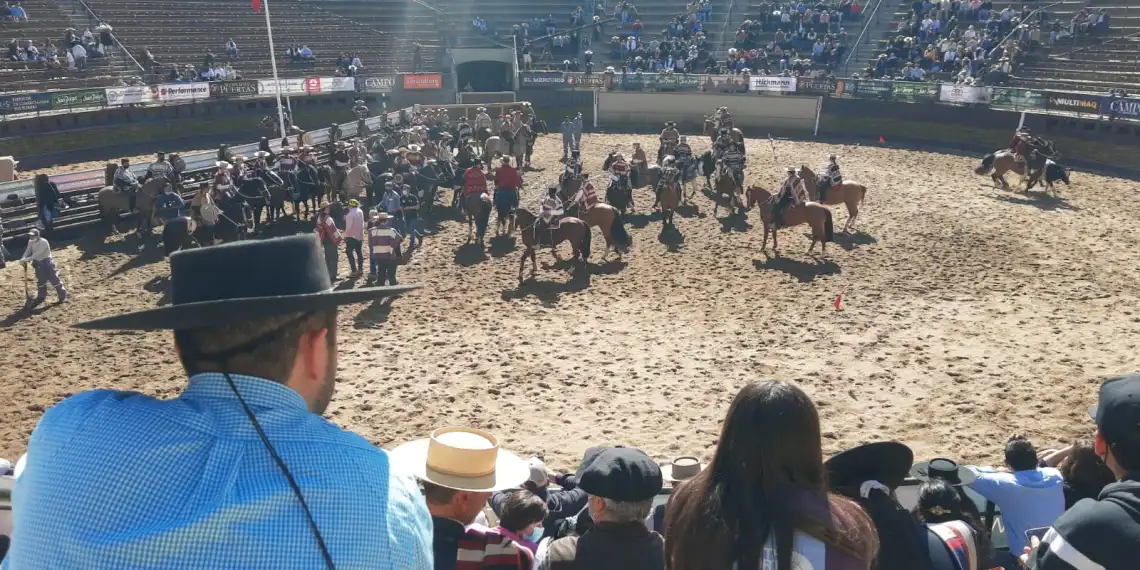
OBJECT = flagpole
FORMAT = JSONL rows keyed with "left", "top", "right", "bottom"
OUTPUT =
{"left": 262, "top": 0, "right": 287, "bottom": 140}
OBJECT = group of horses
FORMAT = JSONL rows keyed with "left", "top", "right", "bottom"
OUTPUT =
{"left": 974, "top": 136, "right": 1071, "bottom": 194}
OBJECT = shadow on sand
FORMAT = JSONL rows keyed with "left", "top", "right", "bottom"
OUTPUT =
{"left": 989, "top": 191, "right": 1080, "bottom": 212}
{"left": 753, "top": 252, "right": 841, "bottom": 282}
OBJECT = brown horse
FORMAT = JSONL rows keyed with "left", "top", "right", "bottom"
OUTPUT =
{"left": 562, "top": 201, "right": 633, "bottom": 260}
{"left": 797, "top": 166, "right": 867, "bottom": 233}
{"left": 702, "top": 118, "right": 745, "bottom": 143}
{"left": 746, "top": 186, "right": 834, "bottom": 255}
{"left": 974, "top": 150, "right": 1027, "bottom": 190}
{"left": 513, "top": 209, "right": 591, "bottom": 282}
{"left": 97, "top": 176, "right": 167, "bottom": 235}
{"left": 711, "top": 161, "right": 743, "bottom": 217}
{"left": 660, "top": 177, "right": 682, "bottom": 228}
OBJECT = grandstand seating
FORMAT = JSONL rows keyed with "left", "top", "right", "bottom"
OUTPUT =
{"left": 312, "top": 0, "right": 441, "bottom": 71}
{"left": 595, "top": 0, "right": 723, "bottom": 67}
{"left": 431, "top": 0, "right": 583, "bottom": 52}
{"left": 0, "top": 0, "right": 126, "bottom": 92}
{"left": 723, "top": 1, "right": 867, "bottom": 71}
{"left": 79, "top": 0, "right": 419, "bottom": 79}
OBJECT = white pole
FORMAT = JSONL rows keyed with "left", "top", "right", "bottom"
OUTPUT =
{"left": 593, "top": 88, "right": 599, "bottom": 129}
{"left": 263, "top": 0, "right": 287, "bottom": 139}
{"left": 813, "top": 96, "right": 822, "bottom": 137}
{"left": 1017, "top": 110, "right": 1026, "bottom": 130}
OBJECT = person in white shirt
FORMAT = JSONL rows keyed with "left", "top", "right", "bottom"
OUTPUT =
{"left": 343, "top": 199, "right": 366, "bottom": 277}
{"left": 20, "top": 229, "right": 67, "bottom": 307}
{"left": 71, "top": 43, "right": 86, "bottom": 70}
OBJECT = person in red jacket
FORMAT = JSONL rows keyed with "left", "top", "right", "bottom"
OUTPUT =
{"left": 494, "top": 157, "right": 523, "bottom": 234}
{"left": 463, "top": 162, "right": 489, "bottom": 197}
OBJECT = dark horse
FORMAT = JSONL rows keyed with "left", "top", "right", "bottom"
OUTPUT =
{"left": 513, "top": 209, "right": 591, "bottom": 283}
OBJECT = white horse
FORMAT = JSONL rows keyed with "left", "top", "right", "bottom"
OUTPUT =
{"left": 344, "top": 164, "right": 373, "bottom": 202}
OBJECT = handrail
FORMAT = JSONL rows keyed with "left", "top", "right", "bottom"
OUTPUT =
{"left": 841, "top": 0, "right": 887, "bottom": 77}
{"left": 406, "top": 0, "right": 445, "bottom": 16}
{"left": 719, "top": 0, "right": 736, "bottom": 56}
{"left": 1049, "top": 29, "right": 1140, "bottom": 59}
{"left": 69, "top": 0, "right": 146, "bottom": 75}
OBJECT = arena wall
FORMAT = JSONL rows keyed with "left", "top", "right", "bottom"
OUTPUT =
{"left": 596, "top": 93, "right": 820, "bottom": 134}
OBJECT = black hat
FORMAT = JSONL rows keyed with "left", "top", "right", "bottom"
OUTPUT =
{"left": 75, "top": 235, "right": 415, "bottom": 330}
{"left": 909, "top": 458, "right": 977, "bottom": 487}
{"left": 825, "top": 442, "right": 914, "bottom": 491}
{"left": 575, "top": 447, "right": 662, "bottom": 502}
{"left": 1089, "top": 374, "right": 1140, "bottom": 445}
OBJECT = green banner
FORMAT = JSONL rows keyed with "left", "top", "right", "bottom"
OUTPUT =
{"left": 890, "top": 82, "right": 939, "bottom": 103}
{"left": 990, "top": 87, "right": 1048, "bottom": 110}
{"left": 654, "top": 74, "right": 701, "bottom": 92}
{"left": 51, "top": 88, "right": 108, "bottom": 109}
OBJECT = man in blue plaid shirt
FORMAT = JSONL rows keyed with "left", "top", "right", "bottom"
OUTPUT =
{"left": 3, "top": 235, "right": 432, "bottom": 570}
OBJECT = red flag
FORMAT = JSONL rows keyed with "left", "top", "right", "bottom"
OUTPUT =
{"left": 252, "top": 0, "right": 260, "bottom": 12}
{"left": 833, "top": 295, "right": 842, "bottom": 311}
{"left": 878, "top": 136, "right": 885, "bottom": 144}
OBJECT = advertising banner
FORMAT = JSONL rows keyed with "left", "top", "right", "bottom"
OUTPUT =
{"left": 703, "top": 74, "right": 749, "bottom": 93}
{"left": 796, "top": 75, "right": 835, "bottom": 94}
{"left": 565, "top": 73, "right": 611, "bottom": 88}
{"left": 939, "top": 84, "right": 991, "bottom": 104}
{"left": 749, "top": 76, "right": 797, "bottom": 92}
{"left": 209, "top": 80, "right": 259, "bottom": 98}
{"left": 156, "top": 82, "right": 210, "bottom": 102}
{"left": 258, "top": 78, "right": 308, "bottom": 96}
{"left": 319, "top": 77, "right": 355, "bottom": 93}
{"left": 615, "top": 73, "right": 655, "bottom": 91}
{"left": 654, "top": 74, "right": 701, "bottom": 92}
{"left": 105, "top": 85, "right": 156, "bottom": 105}
{"left": 1101, "top": 96, "right": 1140, "bottom": 119}
{"left": 890, "top": 82, "right": 939, "bottom": 102}
{"left": 990, "top": 87, "right": 1047, "bottom": 110}
{"left": 359, "top": 76, "right": 396, "bottom": 93}
{"left": 843, "top": 79, "right": 892, "bottom": 99}
{"left": 1046, "top": 92, "right": 1101, "bottom": 114}
{"left": 520, "top": 71, "right": 567, "bottom": 88}
{"left": 403, "top": 73, "right": 443, "bottom": 90}
{"left": 0, "top": 92, "right": 53, "bottom": 115}
{"left": 50, "top": 88, "right": 107, "bottom": 109}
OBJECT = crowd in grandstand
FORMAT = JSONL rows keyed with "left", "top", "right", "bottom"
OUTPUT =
{"left": 1, "top": 1, "right": 28, "bottom": 22}
{"left": 5, "top": 23, "right": 114, "bottom": 75}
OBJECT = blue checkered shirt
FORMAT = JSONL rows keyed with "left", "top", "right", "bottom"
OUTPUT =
{"left": 2, "top": 373, "right": 433, "bottom": 569}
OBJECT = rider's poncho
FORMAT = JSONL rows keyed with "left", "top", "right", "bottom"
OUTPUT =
{"left": 475, "top": 113, "right": 492, "bottom": 130}
{"left": 825, "top": 161, "right": 842, "bottom": 185}
{"left": 722, "top": 149, "right": 745, "bottom": 171}
{"left": 781, "top": 177, "right": 807, "bottom": 204}
{"left": 610, "top": 159, "right": 630, "bottom": 176}
{"left": 147, "top": 160, "right": 173, "bottom": 180}
{"left": 540, "top": 195, "right": 563, "bottom": 221}
{"left": 674, "top": 143, "right": 693, "bottom": 159}
{"left": 114, "top": 166, "right": 140, "bottom": 192}
{"left": 277, "top": 156, "right": 297, "bottom": 173}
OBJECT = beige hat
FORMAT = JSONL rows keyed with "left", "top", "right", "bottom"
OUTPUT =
{"left": 409, "top": 144, "right": 422, "bottom": 153}
{"left": 215, "top": 161, "right": 231, "bottom": 169}
{"left": 661, "top": 456, "right": 705, "bottom": 483}
{"left": 319, "top": 201, "right": 330, "bottom": 209}
{"left": 389, "top": 427, "right": 530, "bottom": 492}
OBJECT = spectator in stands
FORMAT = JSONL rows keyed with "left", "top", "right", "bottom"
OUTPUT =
{"left": 96, "top": 22, "right": 113, "bottom": 55}
{"left": 537, "top": 446, "right": 664, "bottom": 570}
{"left": 493, "top": 490, "right": 548, "bottom": 554}
{"left": 912, "top": 478, "right": 995, "bottom": 569}
{"left": 1030, "top": 373, "right": 1140, "bottom": 569}
{"left": 665, "top": 381, "right": 879, "bottom": 570}
{"left": 225, "top": 38, "right": 238, "bottom": 59}
{"left": 204, "top": 48, "right": 215, "bottom": 68}
{"left": 71, "top": 41, "right": 86, "bottom": 70}
{"left": 3, "top": 236, "right": 433, "bottom": 568}
{"left": 390, "top": 427, "right": 534, "bottom": 570}
{"left": 966, "top": 435, "right": 1065, "bottom": 555}
{"left": 492, "top": 456, "right": 589, "bottom": 542}
{"left": 8, "top": 1, "right": 25, "bottom": 21}
{"left": 0, "top": 3, "right": 10, "bottom": 21}
{"left": 299, "top": 44, "right": 314, "bottom": 60}
{"left": 6, "top": 38, "right": 17, "bottom": 61}
{"left": 1040, "top": 440, "right": 1117, "bottom": 509}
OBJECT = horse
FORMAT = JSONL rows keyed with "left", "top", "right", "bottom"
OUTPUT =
{"left": 562, "top": 200, "right": 633, "bottom": 260}
{"left": 605, "top": 173, "right": 635, "bottom": 215}
{"left": 410, "top": 161, "right": 444, "bottom": 211}
{"left": 97, "top": 176, "right": 167, "bottom": 236}
{"left": 344, "top": 163, "right": 373, "bottom": 206}
{"left": 695, "top": 151, "right": 717, "bottom": 189}
{"left": 975, "top": 150, "right": 1028, "bottom": 190}
{"left": 255, "top": 169, "right": 287, "bottom": 224}
{"left": 711, "top": 161, "right": 744, "bottom": 216}
{"left": 475, "top": 126, "right": 493, "bottom": 152}
{"left": 797, "top": 166, "right": 867, "bottom": 233}
{"left": 513, "top": 209, "right": 592, "bottom": 282}
{"left": 161, "top": 216, "right": 199, "bottom": 256}
{"left": 659, "top": 176, "right": 683, "bottom": 228}
{"left": 484, "top": 135, "right": 506, "bottom": 166}
{"left": 236, "top": 176, "right": 272, "bottom": 233}
{"left": 461, "top": 189, "right": 492, "bottom": 245}
{"left": 295, "top": 162, "right": 322, "bottom": 216}
{"left": 746, "top": 186, "right": 835, "bottom": 255}
{"left": 1032, "top": 158, "right": 1071, "bottom": 195}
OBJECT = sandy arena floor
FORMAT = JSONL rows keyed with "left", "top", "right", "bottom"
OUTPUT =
{"left": 2, "top": 133, "right": 1139, "bottom": 470}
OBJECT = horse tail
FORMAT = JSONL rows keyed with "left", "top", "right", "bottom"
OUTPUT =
{"left": 975, "top": 153, "right": 996, "bottom": 175}
{"left": 859, "top": 185, "right": 867, "bottom": 206}
{"left": 581, "top": 224, "right": 593, "bottom": 261}
{"left": 610, "top": 212, "right": 631, "bottom": 248}
{"left": 822, "top": 208, "right": 834, "bottom": 243}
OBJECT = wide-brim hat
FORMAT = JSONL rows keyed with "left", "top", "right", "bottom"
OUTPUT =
{"left": 255, "top": 151, "right": 270, "bottom": 158}
{"left": 389, "top": 427, "right": 530, "bottom": 492}
{"left": 477, "top": 107, "right": 486, "bottom": 111}
{"left": 409, "top": 144, "right": 422, "bottom": 153}
{"left": 215, "top": 161, "right": 231, "bottom": 168}
{"left": 910, "top": 458, "right": 977, "bottom": 487}
{"left": 825, "top": 442, "right": 914, "bottom": 491}
{"left": 74, "top": 235, "right": 416, "bottom": 330}
{"left": 661, "top": 456, "right": 705, "bottom": 483}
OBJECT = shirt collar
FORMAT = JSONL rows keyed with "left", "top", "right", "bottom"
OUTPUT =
{"left": 181, "top": 373, "right": 309, "bottom": 412}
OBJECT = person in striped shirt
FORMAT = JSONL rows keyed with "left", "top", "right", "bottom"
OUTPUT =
{"left": 368, "top": 211, "right": 403, "bottom": 286}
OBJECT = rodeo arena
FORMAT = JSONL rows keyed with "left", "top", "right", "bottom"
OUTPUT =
{"left": 4, "top": 0, "right": 1140, "bottom": 567}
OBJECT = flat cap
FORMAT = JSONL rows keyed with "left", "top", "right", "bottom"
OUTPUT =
{"left": 575, "top": 447, "right": 662, "bottom": 502}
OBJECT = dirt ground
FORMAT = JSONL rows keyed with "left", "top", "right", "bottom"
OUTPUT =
{"left": 25, "top": 150, "right": 215, "bottom": 177}
{"left": 2, "top": 132, "right": 1139, "bottom": 471}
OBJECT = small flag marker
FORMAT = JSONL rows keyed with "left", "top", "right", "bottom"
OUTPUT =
{"left": 834, "top": 295, "right": 843, "bottom": 311}
{"left": 878, "top": 136, "right": 885, "bottom": 144}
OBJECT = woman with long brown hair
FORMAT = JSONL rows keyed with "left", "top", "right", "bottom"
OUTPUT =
{"left": 664, "top": 380, "right": 879, "bottom": 570}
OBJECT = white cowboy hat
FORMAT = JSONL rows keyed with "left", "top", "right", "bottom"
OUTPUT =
{"left": 215, "top": 161, "right": 231, "bottom": 169}
{"left": 408, "top": 144, "right": 422, "bottom": 153}
{"left": 477, "top": 107, "right": 486, "bottom": 111}
{"left": 255, "top": 151, "right": 269, "bottom": 158}
{"left": 661, "top": 456, "right": 706, "bottom": 483}
{"left": 389, "top": 427, "right": 530, "bottom": 492}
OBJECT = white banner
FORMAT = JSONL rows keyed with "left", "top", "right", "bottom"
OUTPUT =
{"left": 749, "top": 76, "right": 797, "bottom": 92}
{"left": 105, "top": 85, "right": 156, "bottom": 105}
{"left": 323, "top": 77, "right": 356, "bottom": 93}
{"left": 155, "top": 82, "right": 210, "bottom": 102}
{"left": 939, "top": 84, "right": 992, "bottom": 104}
{"left": 258, "top": 78, "right": 308, "bottom": 96}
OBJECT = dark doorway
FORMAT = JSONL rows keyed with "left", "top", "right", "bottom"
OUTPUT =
{"left": 456, "top": 60, "right": 511, "bottom": 92}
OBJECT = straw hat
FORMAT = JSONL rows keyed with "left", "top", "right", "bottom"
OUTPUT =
{"left": 409, "top": 144, "right": 422, "bottom": 153}
{"left": 661, "top": 456, "right": 705, "bottom": 483}
{"left": 215, "top": 161, "right": 231, "bottom": 169}
{"left": 389, "top": 427, "right": 530, "bottom": 492}
{"left": 319, "top": 201, "right": 330, "bottom": 209}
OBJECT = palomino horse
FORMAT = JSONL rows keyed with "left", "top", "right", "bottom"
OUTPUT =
{"left": 659, "top": 176, "right": 683, "bottom": 228}
{"left": 97, "top": 176, "right": 168, "bottom": 235}
{"left": 343, "top": 163, "right": 373, "bottom": 205}
{"left": 483, "top": 135, "right": 506, "bottom": 166}
{"left": 513, "top": 209, "right": 592, "bottom": 282}
{"left": 711, "top": 162, "right": 744, "bottom": 217}
{"left": 975, "top": 150, "right": 1028, "bottom": 190}
{"left": 797, "top": 166, "right": 867, "bottom": 233}
{"left": 561, "top": 201, "right": 632, "bottom": 260}
{"left": 746, "top": 186, "right": 835, "bottom": 255}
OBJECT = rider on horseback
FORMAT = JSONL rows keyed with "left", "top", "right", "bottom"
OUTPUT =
{"left": 457, "top": 119, "right": 474, "bottom": 149}
{"left": 352, "top": 99, "right": 369, "bottom": 120}
{"left": 143, "top": 152, "right": 173, "bottom": 184}
{"left": 393, "top": 147, "right": 413, "bottom": 176}
{"left": 773, "top": 167, "right": 806, "bottom": 227}
{"left": 659, "top": 121, "right": 680, "bottom": 163}
{"left": 474, "top": 107, "right": 493, "bottom": 132}
{"left": 674, "top": 135, "right": 694, "bottom": 176}
{"left": 720, "top": 144, "right": 746, "bottom": 194}
{"left": 539, "top": 185, "right": 565, "bottom": 236}
{"left": 718, "top": 107, "right": 733, "bottom": 130}
{"left": 654, "top": 156, "right": 682, "bottom": 209}
{"left": 819, "top": 154, "right": 842, "bottom": 201}
{"left": 1010, "top": 126, "right": 1031, "bottom": 162}
{"left": 213, "top": 161, "right": 234, "bottom": 197}
{"left": 114, "top": 157, "right": 141, "bottom": 212}
{"left": 574, "top": 173, "right": 599, "bottom": 211}
{"left": 564, "top": 149, "right": 583, "bottom": 181}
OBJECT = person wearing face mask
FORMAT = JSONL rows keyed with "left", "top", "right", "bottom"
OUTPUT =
{"left": 493, "top": 490, "right": 549, "bottom": 554}
{"left": 390, "top": 427, "right": 534, "bottom": 570}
